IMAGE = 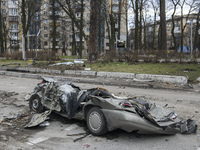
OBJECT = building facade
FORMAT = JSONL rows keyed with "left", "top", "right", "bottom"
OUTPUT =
{"left": 129, "top": 13, "right": 200, "bottom": 52}
{"left": 0, "top": 0, "right": 127, "bottom": 56}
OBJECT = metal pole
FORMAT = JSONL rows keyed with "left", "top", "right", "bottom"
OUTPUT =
{"left": 115, "top": 32, "right": 118, "bottom": 55}
{"left": 22, "top": 34, "right": 26, "bottom": 60}
{"left": 191, "top": 20, "right": 193, "bottom": 59}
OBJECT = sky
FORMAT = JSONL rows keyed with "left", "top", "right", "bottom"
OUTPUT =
{"left": 128, "top": 0, "right": 198, "bottom": 29}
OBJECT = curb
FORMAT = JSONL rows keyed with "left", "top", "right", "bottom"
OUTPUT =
{"left": 0, "top": 66, "right": 188, "bottom": 85}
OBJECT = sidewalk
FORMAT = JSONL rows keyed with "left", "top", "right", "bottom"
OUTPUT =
{"left": 0, "top": 66, "right": 190, "bottom": 89}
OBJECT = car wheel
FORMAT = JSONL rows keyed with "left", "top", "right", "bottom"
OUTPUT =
{"left": 29, "top": 94, "right": 44, "bottom": 113}
{"left": 86, "top": 107, "right": 108, "bottom": 135}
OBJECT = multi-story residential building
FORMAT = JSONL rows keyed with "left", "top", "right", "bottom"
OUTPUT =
{"left": 1, "top": 0, "right": 20, "bottom": 53}
{"left": 1, "top": 0, "right": 127, "bottom": 56}
{"left": 129, "top": 13, "right": 200, "bottom": 52}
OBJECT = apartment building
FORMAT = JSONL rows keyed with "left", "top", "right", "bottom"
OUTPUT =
{"left": 1, "top": 0, "right": 20, "bottom": 53}
{"left": 1, "top": 0, "right": 127, "bottom": 56}
{"left": 130, "top": 13, "right": 199, "bottom": 51}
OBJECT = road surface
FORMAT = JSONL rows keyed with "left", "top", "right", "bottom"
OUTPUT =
{"left": 0, "top": 75, "right": 199, "bottom": 150}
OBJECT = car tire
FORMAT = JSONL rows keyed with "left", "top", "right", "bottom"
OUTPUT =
{"left": 86, "top": 107, "right": 108, "bottom": 136}
{"left": 29, "top": 94, "right": 45, "bottom": 113}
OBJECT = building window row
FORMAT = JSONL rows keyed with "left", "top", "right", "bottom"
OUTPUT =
{"left": 9, "top": 8, "right": 18, "bottom": 16}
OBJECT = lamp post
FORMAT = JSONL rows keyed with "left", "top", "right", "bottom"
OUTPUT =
{"left": 190, "top": 20, "right": 193, "bottom": 59}
{"left": 22, "top": 34, "right": 25, "bottom": 60}
{"left": 187, "top": 20, "right": 197, "bottom": 60}
{"left": 115, "top": 31, "right": 118, "bottom": 55}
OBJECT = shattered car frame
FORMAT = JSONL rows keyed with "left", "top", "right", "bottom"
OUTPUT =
{"left": 27, "top": 77, "right": 197, "bottom": 135}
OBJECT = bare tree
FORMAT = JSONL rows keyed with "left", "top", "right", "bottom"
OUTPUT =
{"left": 160, "top": 0, "right": 167, "bottom": 59}
{"left": 0, "top": 0, "right": 4, "bottom": 55}
{"left": 49, "top": 0, "right": 60, "bottom": 52}
{"left": 108, "top": 0, "right": 116, "bottom": 50}
{"left": 88, "top": 0, "right": 98, "bottom": 63}
{"left": 57, "top": 0, "right": 87, "bottom": 59}
{"left": 193, "top": 7, "right": 200, "bottom": 57}
{"left": 170, "top": 0, "right": 180, "bottom": 51}
{"left": 178, "top": 0, "right": 195, "bottom": 61}
{"left": 125, "top": 0, "right": 129, "bottom": 48}
{"left": 20, "top": 0, "right": 40, "bottom": 53}
{"left": 150, "top": 0, "right": 159, "bottom": 51}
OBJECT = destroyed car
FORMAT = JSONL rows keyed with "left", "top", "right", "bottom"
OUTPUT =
{"left": 27, "top": 77, "right": 197, "bottom": 135}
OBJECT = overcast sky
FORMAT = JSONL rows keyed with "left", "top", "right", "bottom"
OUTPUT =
{"left": 129, "top": 1, "right": 198, "bottom": 29}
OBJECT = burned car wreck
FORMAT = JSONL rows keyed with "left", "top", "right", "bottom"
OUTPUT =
{"left": 26, "top": 77, "right": 197, "bottom": 135}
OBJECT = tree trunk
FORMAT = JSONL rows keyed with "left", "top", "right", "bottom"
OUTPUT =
{"left": 134, "top": 0, "right": 139, "bottom": 61}
{"left": 160, "top": 0, "right": 167, "bottom": 59}
{"left": 139, "top": 1, "right": 143, "bottom": 51}
{"left": 0, "top": 0, "right": 4, "bottom": 55}
{"left": 118, "top": 0, "right": 122, "bottom": 40}
{"left": 152, "top": 12, "right": 156, "bottom": 51}
{"left": 72, "top": 20, "right": 76, "bottom": 55}
{"left": 194, "top": 9, "right": 200, "bottom": 59}
{"left": 125, "top": 0, "right": 129, "bottom": 48}
{"left": 135, "top": 0, "right": 139, "bottom": 51}
{"left": 78, "top": 0, "right": 84, "bottom": 59}
{"left": 88, "top": 0, "right": 98, "bottom": 63}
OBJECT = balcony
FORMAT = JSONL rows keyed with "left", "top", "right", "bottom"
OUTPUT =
{"left": 9, "top": 29, "right": 19, "bottom": 32}
{"left": 11, "top": 40, "right": 19, "bottom": 47}
{"left": 9, "top": 16, "right": 19, "bottom": 22}
{"left": 174, "top": 27, "right": 181, "bottom": 33}
{"left": 10, "top": 36, "right": 19, "bottom": 40}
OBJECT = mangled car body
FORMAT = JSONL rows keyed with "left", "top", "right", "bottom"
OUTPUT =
{"left": 27, "top": 77, "right": 197, "bottom": 135}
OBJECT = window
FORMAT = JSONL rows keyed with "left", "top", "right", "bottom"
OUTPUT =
{"left": 44, "top": 34, "right": 48, "bottom": 38}
{"left": 55, "top": 11, "right": 60, "bottom": 15}
{"left": 87, "top": 13, "right": 90, "bottom": 17}
{"left": 44, "top": 26, "right": 48, "bottom": 30}
{"left": 114, "top": 0, "right": 119, "bottom": 4}
{"left": 9, "top": 23, "right": 19, "bottom": 30}
{"left": 9, "top": 8, "right": 18, "bottom": 16}
{"left": 9, "top": 16, "right": 18, "bottom": 22}
{"left": 44, "top": 19, "right": 48, "bottom": 23}
{"left": 44, "top": 11, "right": 47, "bottom": 15}
{"left": 43, "top": 3, "right": 47, "bottom": 8}
{"left": 86, "top": 21, "right": 90, "bottom": 25}
{"left": 54, "top": 2, "right": 59, "bottom": 7}
{"left": 106, "top": 43, "right": 109, "bottom": 47}
{"left": 86, "top": 6, "right": 90, "bottom": 10}
{"left": 112, "top": 5, "right": 119, "bottom": 11}
{"left": 1, "top": 1, "right": 6, "bottom": 6}
{"left": 10, "top": 32, "right": 18, "bottom": 37}
{"left": 2, "top": 9, "right": 6, "bottom": 14}
{"left": 44, "top": 41, "right": 48, "bottom": 46}
{"left": 86, "top": 28, "right": 90, "bottom": 32}
{"left": 11, "top": 40, "right": 18, "bottom": 45}
{"left": 8, "top": 0, "right": 18, "bottom": 6}
{"left": 76, "top": 12, "right": 81, "bottom": 17}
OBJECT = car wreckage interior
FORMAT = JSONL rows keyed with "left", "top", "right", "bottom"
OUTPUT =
{"left": 26, "top": 77, "right": 198, "bottom": 136}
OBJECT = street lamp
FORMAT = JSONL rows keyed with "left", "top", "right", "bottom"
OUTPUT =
{"left": 115, "top": 31, "right": 118, "bottom": 55}
{"left": 187, "top": 20, "right": 196, "bottom": 60}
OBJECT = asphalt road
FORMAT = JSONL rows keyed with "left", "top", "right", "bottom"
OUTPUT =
{"left": 0, "top": 75, "right": 200, "bottom": 150}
